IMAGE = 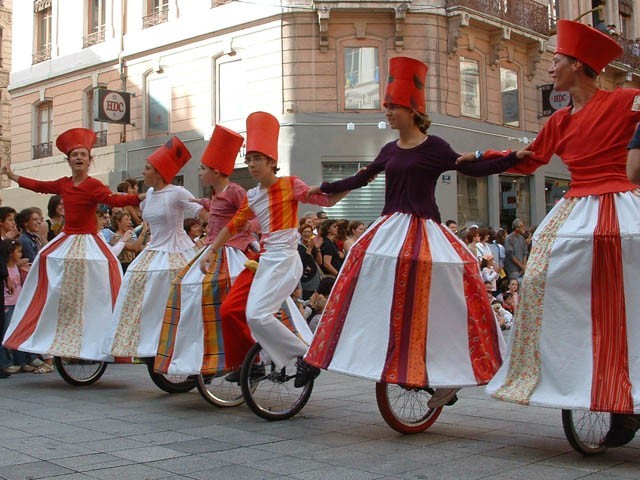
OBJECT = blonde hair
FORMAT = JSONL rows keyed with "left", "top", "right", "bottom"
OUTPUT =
{"left": 414, "top": 112, "right": 431, "bottom": 134}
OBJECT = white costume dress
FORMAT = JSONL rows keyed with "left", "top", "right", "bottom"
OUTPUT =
{"left": 107, "top": 184, "right": 201, "bottom": 357}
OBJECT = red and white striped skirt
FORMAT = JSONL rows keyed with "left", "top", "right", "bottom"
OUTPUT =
{"left": 305, "top": 213, "right": 504, "bottom": 388}
{"left": 487, "top": 191, "right": 640, "bottom": 413}
{"left": 2, "top": 233, "right": 122, "bottom": 361}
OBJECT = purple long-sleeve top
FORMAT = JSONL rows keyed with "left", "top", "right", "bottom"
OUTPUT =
{"left": 320, "top": 135, "right": 520, "bottom": 223}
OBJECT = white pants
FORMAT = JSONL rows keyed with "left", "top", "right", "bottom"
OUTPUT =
{"left": 246, "top": 245, "right": 308, "bottom": 368}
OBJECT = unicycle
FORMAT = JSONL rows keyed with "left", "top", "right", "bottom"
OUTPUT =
{"left": 375, "top": 382, "right": 443, "bottom": 433}
{"left": 196, "top": 372, "right": 245, "bottom": 407}
{"left": 562, "top": 409, "right": 611, "bottom": 455}
{"left": 54, "top": 357, "right": 108, "bottom": 386}
{"left": 239, "top": 343, "right": 314, "bottom": 421}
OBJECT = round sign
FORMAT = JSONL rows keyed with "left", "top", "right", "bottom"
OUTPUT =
{"left": 102, "top": 91, "right": 128, "bottom": 122}
{"left": 549, "top": 90, "right": 571, "bottom": 110}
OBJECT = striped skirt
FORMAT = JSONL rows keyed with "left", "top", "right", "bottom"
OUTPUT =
{"left": 3, "top": 233, "right": 122, "bottom": 361}
{"left": 154, "top": 245, "right": 247, "bottom": 375}
{"left": 305, "top": 213, "right": 504, "bottom": 388}
{"left": 487, "top": 191, "right": 640, "bottom": 414}
{"left": 107, "top": 246, "right": 199, "bottom": 358}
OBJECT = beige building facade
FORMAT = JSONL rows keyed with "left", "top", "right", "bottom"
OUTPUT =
{"left": 4, "top": 0, "right": 640, "bottom": 229}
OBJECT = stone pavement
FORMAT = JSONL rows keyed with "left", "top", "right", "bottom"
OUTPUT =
{"left": 0, "top": 364, "right": 638, "bottom": 480}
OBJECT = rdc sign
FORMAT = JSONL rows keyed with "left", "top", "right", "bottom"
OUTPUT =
{"left": 538, "top": 83, "right": 572, "bottom": 118}
{"left": 95, "top": 89, "right": 132, "bottom": 124}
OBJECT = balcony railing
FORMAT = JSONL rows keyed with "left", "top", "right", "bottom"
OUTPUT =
{"left": 610, "top": 35, "right": 640, "bottom": 71}
{"left": 142, "top": 6, "right": 169, "bottom": 28}
{"left": 447, "top": 0, "right": 551, "bottom": 36}
{"left": 32, "top": 45, "right": 51, "bottom": 64}
{"left": 33, "top": 142, "right": 52, "bottom": 159}
{"left": 95, "top": 130, "right": 108, "bottom": 147}
{"left": 83, "top": 26, "right": 105, "bottom": 48}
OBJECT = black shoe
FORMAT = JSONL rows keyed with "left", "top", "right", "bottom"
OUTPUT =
{"left": 601, "top": 414, "right": 640, "bottom": 447}
{"left": 0, "top": 370, "right": 10, "bottom": 379}
{"left": 224, "top": 370, "right": 240, "bottom": 383}
{"left": 294, "top": 358, "right": 320, "bottom": 388}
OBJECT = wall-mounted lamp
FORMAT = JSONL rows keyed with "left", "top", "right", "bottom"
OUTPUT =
{"left": 346, "top": 122, "right": 355, "bottom": 131}
{"left": 377, "top": 121, "right": 387, "bottom": 129}
{"left": 627, "top": 72, "right": 633, "bottom": 81}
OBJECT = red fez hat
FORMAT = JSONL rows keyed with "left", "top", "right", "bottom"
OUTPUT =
{"left": 201, "top": 125, "right": 244, "bottom": 176}
{"left": 246, "top": 112, "right": 280, "bottom": 162}
{"left": 56, "top": 128, "right": 97, "bottom": 156}
{"left": 147, "top": 136, "right": 192, "bottom": 183}
{"left": 383, "top": 57, "right": 428, "bottom": 114}
{"left": 555, "top": 20, "right": 622, "bottom": 73}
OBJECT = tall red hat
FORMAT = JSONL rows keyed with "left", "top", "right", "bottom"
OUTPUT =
{"left": 147, "top": 136, "right": 192, "bottom": 183}
{"left": 555, "top": 20, "right": 622, "bottom": 73}
{"left": 56, "top": 128, "right": 98, "bottom": 156}
{"left": 246, "top": 112, "right": 279, "bottom": 162}
{"left": 201, "top": 125, "right": 244, "bottom": 176}
{"left": 383, "top": 57, "right": 428, "bottom": 114}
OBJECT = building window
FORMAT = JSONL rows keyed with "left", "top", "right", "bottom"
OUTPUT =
{"left": 322, "top": 162, "right": 385, "bottom": 222}
{"left": 33, "top": 1, "right": 52, "bottom": 64}
{"left": 147, "top": 75, "right": 170, "bottom": 135}
{"left": 457, "top": 174, "right": 488, "bottom": 227}
{"left": 545, "top": 177, "right": 570, "bottom": 213}
{"left": 343, "top": 46, "right": 380, "bottom": 110}
{"left": 84, "top": 0, "right": 106, "bottom": 47}
{"left": 33, "top": 101, "right": 53, "bottom": 159}
{"left": 500, "top": 68, "right": 519, "bottom": 127}
{"left": 460, "top": 57, "right": 480, "bottom": 118}
{"left": 499, "top": 175, "right": 530, "bottom": 230}
{"left": 217, "top": 59, "right": 246, "bottom": 122}
{"left": 143, "top": 0, "right": 169, "bottom": 29}
{"left": 85, "top": 88, "right": 107, "bottom": 146}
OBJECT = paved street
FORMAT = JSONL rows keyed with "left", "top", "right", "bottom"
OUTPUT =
{"left": 0, "top": 364, "right": 638, "bottom": 480}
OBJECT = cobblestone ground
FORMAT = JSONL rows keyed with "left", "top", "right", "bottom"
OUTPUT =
{"left": 0, "top": 364, "right": 638, "bottom": 480}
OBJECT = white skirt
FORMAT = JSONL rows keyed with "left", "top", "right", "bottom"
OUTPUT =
{"left": 305, "top": 213, "right": 505, "bottom": 388}
{"left": 155, "top": 245, "right": 247, "bottom": 375}
{"left": 3, "top": 233, "right": 123, "bottom": 361}
{"left": 106, "top": 245, "right": 199, "bottom": 357}
{"left": 487, "top": 191, "right": 640, "bottom": 413}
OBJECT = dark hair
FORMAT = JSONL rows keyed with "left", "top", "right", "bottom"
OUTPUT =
{"left": 0, "top": 206, "right": 17, "bottom": 222}
{"left": 503, "top": 292, "right": 513, "bottom": 302}
{"left": 317, "top": 276, "right": 336, "bottom": 296}
{"left": 117, "top": 181, "right": 130, "bottom": 193}
{"left": 15, "top": 208, "right": 39, "bottom": 230}
{"left": 480, "top": 257, "right": 489, "bottom": 269}
{"left": 298, "top": 223, "right": 313, "bottom": 234}
{"left": 184, "top": 218, "right": 201, "bottom": 235}
{"left": 564, "top": 55, "right": 598, "bottom": 79}
{"left": 478, "top": 227, "right": 489, "bottom": 241}
{"left": 111, "top": 211, "right": 131, "bottom": 229}
{"left": 47, "top": 195, "right": 63, "bottom": 219}
{"left": 125, "top": 178, "right": 138, "bottom": 188}
{"left": 335, "top": 219, "right": 349, "bottom": 242}
{"left": 319, "top": 219, "right": 337, "bottom": 238}
{"left": 445, "top": 219, "right": 457, "bottom": 227}
{"left": 1, "top": 238, "right": 21, "bottom": 263}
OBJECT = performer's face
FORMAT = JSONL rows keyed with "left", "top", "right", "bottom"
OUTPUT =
{"left": 67, "top": 148, "right": 91, "bottom": 174}
{"left": 550, "top": 54, "right": 576, "bottom": 91}
{"left": 244, "top": 153, "right": 275, "bottom": 182}
{"left": 198, "top": 164, "right": 216, "bottom": 186}
{"left": 384, "top": 104, "right": 413, "bottom": 131}
{"left": 142, "top": 161, "right": 163, "bottom": 186}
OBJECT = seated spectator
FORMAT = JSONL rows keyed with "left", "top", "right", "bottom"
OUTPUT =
{"left": 503, "top": 292, "right": 515, "bottom": 314}
{"left": 304, "top": 276, "right": 336, "bottom": 332}
{"left": 109, "top": 211, "right": 148, "bottom": 273}
{"left": 491, "top": 299, "right": 513, "bottom": 331}
{"left": 184, "top": 218, "right": 204, "bottom": 248}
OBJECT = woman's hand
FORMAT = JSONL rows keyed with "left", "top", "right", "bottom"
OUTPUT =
{"left": 306, "top": 186, "right": 322, "bottom": 198}
{"left": 200, "top": 250, "right": 217, "bottom": 274}
{"left": 1, "top": 165, "right": 19, "bottom": 182}
{"left": 515, "top": 149, "right": 534, "bottom": 159}
{"left": 455, "top": 152, "right": 478, "bottom": 164}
